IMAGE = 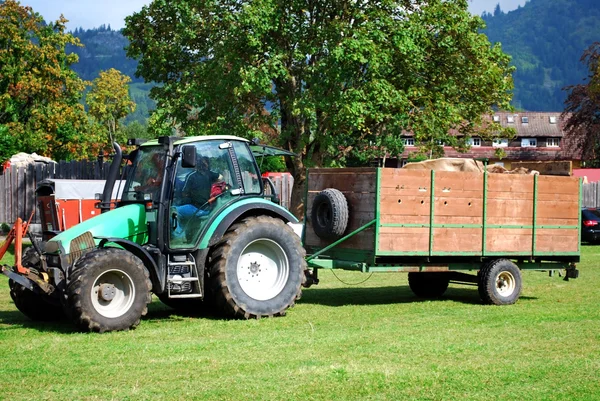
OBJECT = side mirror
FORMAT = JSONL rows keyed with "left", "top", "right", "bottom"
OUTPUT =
{"left": 181, "top": 146, "right": 197, "bottom": 168}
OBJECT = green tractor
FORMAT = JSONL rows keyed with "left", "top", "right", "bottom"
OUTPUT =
{"left": 2, "top": 136, "right": 306, "bottom": 332}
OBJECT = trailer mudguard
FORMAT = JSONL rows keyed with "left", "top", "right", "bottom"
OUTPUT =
{"left": 200, "top": 198, "right": 298, "bottom": 249}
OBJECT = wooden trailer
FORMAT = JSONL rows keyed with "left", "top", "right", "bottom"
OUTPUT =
{"left": 303, "top": 168, "right": 581, "bottom": 305}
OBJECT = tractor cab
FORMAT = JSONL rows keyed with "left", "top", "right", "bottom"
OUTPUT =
{"left": 118, "top": 136, "right": 263, "bottom": 250}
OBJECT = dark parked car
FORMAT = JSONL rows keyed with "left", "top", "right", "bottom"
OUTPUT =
{"left": 581, "top": 208, "right": 600, "bottom": 243}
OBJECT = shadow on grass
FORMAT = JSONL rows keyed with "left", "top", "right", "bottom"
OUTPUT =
{"left": 0, "top": 309, "right": 74, "bottom": 333}
{"left": 144, "top": 300, "right": 228, "bottom": 322}
{"left": 299, "top": 285, "right": 537, "bottom": 307}
{"left": 0, "top": 288, "right": 539, "bottom": 333}
{"left": 0, "top": 298, "right": 224, "bottom": 334}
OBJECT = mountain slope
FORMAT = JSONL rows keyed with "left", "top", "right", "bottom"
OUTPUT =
{"left": 482, "top": 0, "right": 600, "bottom": 111}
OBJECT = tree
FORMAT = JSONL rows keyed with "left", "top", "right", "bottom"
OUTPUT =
{"left": 562, "top": 42, "right": 600, "bottom": 165}
{"left": 124, "top": 0, "right": 513, "bottom": 217}
{"left": 86, "top": 68, "right": 136, "bottom": 147}
{"left": 0, "top": 0, "right": 93, "bottom": 161}
{"left": 493, "top": 3, "right": 503, "bottom": 17}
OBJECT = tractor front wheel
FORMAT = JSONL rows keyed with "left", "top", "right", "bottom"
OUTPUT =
{"left": 208, "top": 216, "right": 305, "bottom": 318}
{"left": 66, "top": 248, "right": 152, "bottom": 332}
{"left": 9, "top": 280, "right": 64, "bottom": 321}
{"left": 9, "top": 246, "right": 64, "bottom": 321}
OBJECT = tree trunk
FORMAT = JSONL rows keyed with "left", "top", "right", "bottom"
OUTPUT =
{"left": 288, "top": 157, "right": 306, "bottom": 221}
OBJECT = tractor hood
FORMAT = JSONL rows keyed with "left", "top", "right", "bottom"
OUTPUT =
{"left": 44, "top": 204, "right": 148, "bottom": 255}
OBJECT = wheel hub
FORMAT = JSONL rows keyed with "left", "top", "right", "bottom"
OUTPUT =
{"left": 237, "top": 238, "right": 290, "bottom": 301}
{"left": 496, "top": 271, "right": 516, "bottom": 296}
{"left": 248, "top": 262, "right": 261, "bottom": 275}
{"left": 99, "top": 283, "right": 117, "bottom": 301}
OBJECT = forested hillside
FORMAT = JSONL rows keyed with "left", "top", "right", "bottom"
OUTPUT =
{"left": 68, "top": 25, "right": 155, "bottom": 124}
{"left": 482, "top": 0, "right": 600, "bottom": 111}
{"left": 65, "top": 0, "right": 600, "bottom": 121}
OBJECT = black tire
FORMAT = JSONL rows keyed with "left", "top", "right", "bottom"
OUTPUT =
{"left": 9, "top": 246, "right": 64, "bottom": 321}
{"left": 408, "top": 272, "right": 450, "bottom": 298}
{"left": 208, "top": 216, "right": 306, "bottom": 318}
{"left": 478, "top": 259, "right": 522, "bottom": 305}
{"left": 311, "top": 188, "right": 349, "bottom": 240}
{"left": 66, "top": 248, "right": 152, "bottom": 332}
{"left": 9, "top": 279, "right": 64, "bottom": 321}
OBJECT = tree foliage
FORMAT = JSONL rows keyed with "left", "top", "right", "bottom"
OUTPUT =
{"left": 86, "top": 68, "right": 136, "bottom": 147}
{"left": 562, "top": 42, "right": 600, "bottom": 165}
{"left": 0, "top": 0, "right": 94, "bottom": 161}
{"left": 124, "top": 0, "right": 513, "bottom": 216}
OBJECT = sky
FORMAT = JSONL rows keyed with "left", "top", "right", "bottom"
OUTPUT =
{"left": 22, "top": 0, "right": 528, "bottom": 31}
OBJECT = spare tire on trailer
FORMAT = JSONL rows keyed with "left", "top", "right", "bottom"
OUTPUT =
{"left": 311, "top": 188, "right": 349, "bottom": 240}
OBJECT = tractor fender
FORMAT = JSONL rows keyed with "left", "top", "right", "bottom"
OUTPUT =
{"left": 98, "top": 238, "right": 163, "bottom": 291}
{"left": 201, "top": 199, "right": 299, "bottom": 249}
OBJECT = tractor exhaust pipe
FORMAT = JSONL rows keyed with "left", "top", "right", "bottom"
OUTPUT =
{"left": 100, "top": 142, "right": 122, "bottom": 214}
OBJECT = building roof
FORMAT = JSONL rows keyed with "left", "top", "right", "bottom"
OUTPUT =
{"left": 486, "top": 112, "right": 564, "bottom": 138}
{"left": 396, "top": 111, "right": 582, "bottom": 161}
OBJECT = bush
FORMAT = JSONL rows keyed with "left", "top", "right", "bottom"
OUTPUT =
{"left": 1, "top": 223, "right": 10, "bottom": 233}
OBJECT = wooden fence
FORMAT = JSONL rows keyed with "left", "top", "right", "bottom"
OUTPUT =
{"left": 0, "top": 160, "right": 111, "bottom": 226}
{"left": 583, "top": 181, "right": 600, "bottom": 208}
{"left": 0, "top": 161, "right": 295, "bottom": 229}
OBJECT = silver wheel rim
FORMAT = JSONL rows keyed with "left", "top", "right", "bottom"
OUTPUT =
{"left": 91, "top": 269, "right": 136, "bottom": 318}
{"left": 496, "top": 271, "right": 516, "bottom": 297}
{"left": 237, "top": 238, "right": 290, "bottom": 301}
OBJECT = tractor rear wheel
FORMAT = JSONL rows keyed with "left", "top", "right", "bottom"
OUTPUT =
{"left": 66, "top": 248, "right": 152, "bottom": 332}
{"left": 408, "top": 272, "right": 450, "bottom": 298}
{"left": 208, "top": 216, "right": 305, "bottom": 318}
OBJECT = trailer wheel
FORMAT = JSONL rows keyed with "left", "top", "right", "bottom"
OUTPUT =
{"left": 478, "top": 259, "right": 522, "bottom": 305}
{"left": 311, "top": 188, "right": 348, "bottom": 240}
{"left": 9, "top": 280, "right": 64, "bottom": 321}
{"left": 66, "top": 248, "right": 152, "bottom": 332}
{"left": 408, "top": 272, "right": 450, "bottom": 298}
{"left": 208, "top": 216, "right": 305, "bottom": 318}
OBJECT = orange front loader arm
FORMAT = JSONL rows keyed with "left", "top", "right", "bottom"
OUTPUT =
{"left": 0, "top": 211, "right": 35, "bottom": 275}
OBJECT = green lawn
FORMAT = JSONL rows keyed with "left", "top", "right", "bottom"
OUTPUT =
{"left": 1, "top": 245, "right": 599, "bottom": 400}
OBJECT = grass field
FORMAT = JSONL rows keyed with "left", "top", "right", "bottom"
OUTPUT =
{"left": 1, "top": 245, "right": 599, "bottom": 400}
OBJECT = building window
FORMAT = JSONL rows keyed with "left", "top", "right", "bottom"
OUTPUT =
{"left": 549, "top": 116, "right": 557, "bottom": 124}
{"left": 493, "top": 115, "right": 500, "bottom": 122}
{"left": 547, "top": 138, "right": 560, "bottom": 147}
{"left": 521, "top": 116, "right": 529, "bottom": 123}
{"left": 507, "top": 115, "right": 515, "bottom": 123}
{"left": 493, "top": 138, "right": 508, "bottom": 148}
{"left": 521, "top": 138, "right": 537, "bottom": 148}
{"left": 468, "top": 138, "right": 481, "bottom": 147}
{"left": 403, "top": 138, "right": 415, "bottom": 147}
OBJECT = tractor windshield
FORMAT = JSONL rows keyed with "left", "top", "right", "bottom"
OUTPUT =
{"left": 121, "top": 146, "right": 167, "bottom": 202}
